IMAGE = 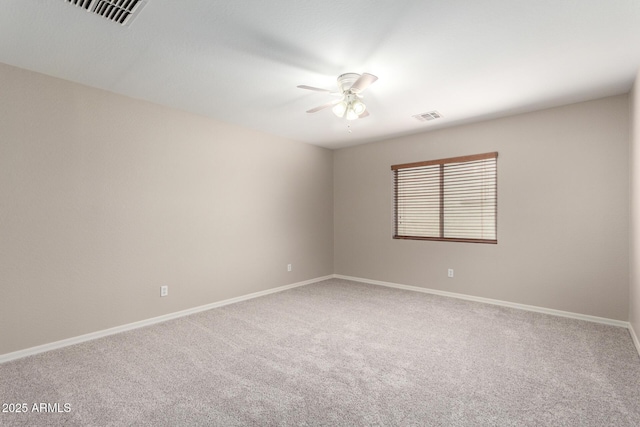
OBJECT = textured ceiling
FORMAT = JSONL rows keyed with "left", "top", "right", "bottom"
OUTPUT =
{"left": 1, "top": 0, "right": 640, "bottom": 149}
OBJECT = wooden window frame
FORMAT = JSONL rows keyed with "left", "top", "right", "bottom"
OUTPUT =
{"left": 392, "top": 152, "right": 498, "bottom": 244}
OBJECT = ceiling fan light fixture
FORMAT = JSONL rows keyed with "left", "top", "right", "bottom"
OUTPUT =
{"left": 351, "top": 99, "right": 366, "bottom": 115}
{"left": 332, "top": 101, "right": 347, "bottom": 118}
{"left": 345, "top": 106, "right": 360, "bottom": 121}
{"left": 299, "top": 72, "right": 377, "bottom": 120}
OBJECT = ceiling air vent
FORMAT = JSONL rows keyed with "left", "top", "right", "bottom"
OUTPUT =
{"left": 63, "top": 0, "right": 147, "bottom": 26}
{"left": 413, "top": 111, "right": 443, "bottom": 122}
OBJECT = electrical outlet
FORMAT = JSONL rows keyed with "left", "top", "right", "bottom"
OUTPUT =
{"left": 160, "top": 285, "right": 168, "bottom": 297}
{"left": 447, "top": 269, "right": 454, "bottom": 278}
{"left": 287, "top": 264, "right": 292, "bottom": 272}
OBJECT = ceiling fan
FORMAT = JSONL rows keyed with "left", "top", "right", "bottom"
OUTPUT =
{"left": 298, "top": 73, "right": 378, "bottom": 120}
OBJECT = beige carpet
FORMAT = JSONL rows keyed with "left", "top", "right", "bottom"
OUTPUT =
{"left": 1, "top": 278, "right": 639, "bottom": 426}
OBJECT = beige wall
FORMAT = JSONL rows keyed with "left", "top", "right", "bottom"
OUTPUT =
{"left": 630, "top": 70, "right": 640, "bottom": 335}
{"left": 334, "top": 95, "right": 630, "bottom": 320}
{"left": 0, "top": 63, "right": 334, "bottom": 355}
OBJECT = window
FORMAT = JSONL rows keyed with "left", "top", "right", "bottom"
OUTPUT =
{"left": 392, "top": 152, "right": 498, "bottom": 243}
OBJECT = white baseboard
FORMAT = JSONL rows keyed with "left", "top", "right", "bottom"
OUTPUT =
{"left": 630, "top": 323, "right": 640, "bottom": 358}
{"left": 333, "top": 274, "right": 630, "bottom": 329}
{"left": 4, "top": 274, "right": 638, "bottom": 364}
{"left": 0, "top": 275, "right": 333, "bottom": 365}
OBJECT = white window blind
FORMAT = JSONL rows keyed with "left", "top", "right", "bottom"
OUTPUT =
{"left": 392, "top": 152, "right": 498, "bottom": 243}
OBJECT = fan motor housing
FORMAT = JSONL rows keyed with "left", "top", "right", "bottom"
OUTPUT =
{"left": 337, "top": 73, "right": 361, "bottom": 93}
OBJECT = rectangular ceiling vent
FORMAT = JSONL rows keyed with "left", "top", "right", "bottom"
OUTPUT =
{"left": 63, "top": 0, "right": 147, "bottom": 26}
{"left": 413, "top": 111, "right": 443, "bottom": 122}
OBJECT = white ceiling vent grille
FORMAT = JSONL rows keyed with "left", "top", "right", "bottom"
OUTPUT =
{"left": 63, "top": 0, "right": 147, "bottom": 26}
{"left": 413, "top": 111, "right": 443, "bottom": 122}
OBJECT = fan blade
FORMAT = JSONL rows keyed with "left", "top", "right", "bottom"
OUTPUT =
{"left": 306, "top": 101, "right": 337, "bottom": 113}
{"left": 349, "top": 73, "right": 378, "bottom": 93}
{"left": 297, "top": 85, "right": 333, "bottom": 93}
{"left": 358, "top": 110, "right": 370, "bottom": 118}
